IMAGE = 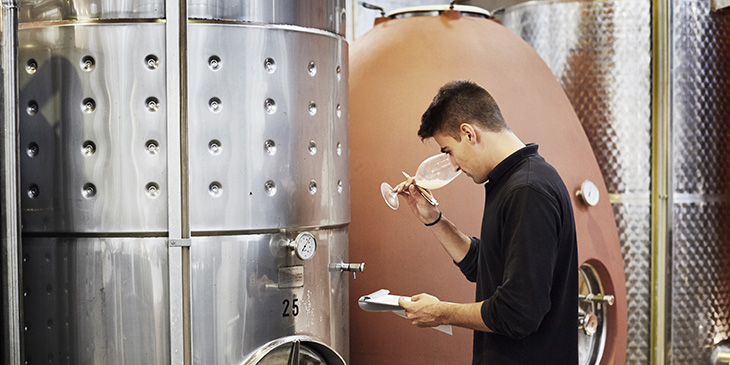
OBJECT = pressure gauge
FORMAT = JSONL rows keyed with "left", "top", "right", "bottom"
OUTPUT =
{"left": 289, "top": 232, "right": 317, "bottom": 260}
{"left": 577, "top": 180, "right": 600, "bottom": 207}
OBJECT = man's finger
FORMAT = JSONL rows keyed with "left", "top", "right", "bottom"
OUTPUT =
{"left": 395, "top": 180, "right": 412, "bottom": 193}
{"left": 408, "top": 185, "right": 420, "bottom": 197}
{"left": 398, "top": 296, "right": 410, "bottom": 309}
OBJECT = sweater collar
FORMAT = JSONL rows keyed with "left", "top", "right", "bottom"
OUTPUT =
{"left": 485, "top": 143, "right": 539, "bottom": 185}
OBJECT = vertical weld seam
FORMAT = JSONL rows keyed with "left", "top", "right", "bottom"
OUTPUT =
{"left": 177, "top": 2, "right": 192, "bottom": 364}
{"left": 179, "top": 0, "right": 189, "bottom": 239}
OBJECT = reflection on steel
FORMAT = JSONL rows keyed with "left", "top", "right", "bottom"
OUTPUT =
{"left": 18, "top": 0, "right": 349, "bottom": 363}
{"left": 190, "top": 230, "right": 350, "bottom": 363}
{"left": 349, "top": 6, "right": 627, "bottom": 365}
{"left": 1, "top": 1, "right": 21, "bottom": 364}
{"left": 22, "top": 238, "right": 171, "bottom": 363}
{"left": 188, "top": 0, "right": 346, "bottom": 36}
{"left": 18, "top": 0, "right": 165, "bottom": 22}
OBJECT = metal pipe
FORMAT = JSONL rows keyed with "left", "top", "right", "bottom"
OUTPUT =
{"left": 651, "top": 0, "right": 671, "bottom": 363}
{"left": 0, "top": 1, "right": 21, "bottom": 364}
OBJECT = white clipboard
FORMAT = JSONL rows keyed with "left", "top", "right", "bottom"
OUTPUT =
{"left": 358, "top": 289, "right": 453, "bottom": 335}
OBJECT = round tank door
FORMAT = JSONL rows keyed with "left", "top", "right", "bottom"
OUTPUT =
{"left": 244, "top": 336, "right": 345, "bottom": 365}
{"left": 578, "top": 264, "right": 614, "bottom": 364}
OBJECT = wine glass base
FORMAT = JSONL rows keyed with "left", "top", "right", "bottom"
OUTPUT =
{"left": 380, "top": 182, "right": 399, "bottom": 210}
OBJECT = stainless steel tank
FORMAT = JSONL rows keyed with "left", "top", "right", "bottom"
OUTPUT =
{"left": 18, "top": 0, "right": 352, "bottom": 363}
{"left": 348, "top": 6, "right": 627, "bottom": 365}
{"left": 501, "top": 2, "right": 653, "bottom": 362}
{"left": 503, "top": 0, "right": 730, "bottom": 363}
{"left": 1, "top": 1, "right": 21, "bottom": 364}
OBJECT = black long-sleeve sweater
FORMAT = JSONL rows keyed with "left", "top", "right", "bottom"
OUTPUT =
{"left": 456, "top": 144, "right": 578, "bottom": 364}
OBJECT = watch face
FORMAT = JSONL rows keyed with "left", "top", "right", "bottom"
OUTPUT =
{"left": 581, "top": 180, "right": 600, "bottom": 206}
{"left": 295, "top": 232, "right": 316, "bottom": 260}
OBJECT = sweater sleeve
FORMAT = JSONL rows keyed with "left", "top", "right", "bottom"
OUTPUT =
{"left": 480, "top": 186, "right": 560, "bottom": 339}
{"left": 455, "top": 237, "right": 480, "bottom": 283}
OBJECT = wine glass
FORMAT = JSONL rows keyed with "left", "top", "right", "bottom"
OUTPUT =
{"left": 381, "top": 153, "right": 461, "bottom": 210}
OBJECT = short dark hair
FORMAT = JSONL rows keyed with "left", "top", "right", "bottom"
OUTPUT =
{"left": 418, "top": 80, "right": 508, "bottom": 140}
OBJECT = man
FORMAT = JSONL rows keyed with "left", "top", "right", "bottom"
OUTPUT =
{"left": 394, "top": 80, "right": 578, "bottom": 364}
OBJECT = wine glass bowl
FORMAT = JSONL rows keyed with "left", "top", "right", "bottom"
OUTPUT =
{"left": 380, "top": 153, "right": 461, "bottom": 210}
{"left": 414, "top": 153, "right": 461, "bottom": 189}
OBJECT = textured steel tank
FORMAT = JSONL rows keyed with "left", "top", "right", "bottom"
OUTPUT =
{"left": 503, "top": 0, "right": 730, "bottom": 363}
{"left": 348, "top": 6, "right": 627, "bottom": 365}
{"left": 18, "top": 0, "right": 351, "bottom": 363}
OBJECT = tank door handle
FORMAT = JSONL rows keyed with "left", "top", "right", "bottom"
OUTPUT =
{"left": 579, "top": 293, "right": 615, "bottom": 306}
{"left": 578, "top": 310, "right": 599, "bottom": 336}
{"left": 331, "top": 262, "right": 365, "bottom": 279}
{"left": 288, "top": 340, "right": 300, "bottom": 365}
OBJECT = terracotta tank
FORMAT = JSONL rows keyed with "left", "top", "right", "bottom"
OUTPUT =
{"left": 348, "top": 7, "right": 628, "bottom": 365}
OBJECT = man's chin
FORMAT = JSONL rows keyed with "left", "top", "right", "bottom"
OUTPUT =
{"left": 468, "top": 174, "right": 488, "bottom": 184}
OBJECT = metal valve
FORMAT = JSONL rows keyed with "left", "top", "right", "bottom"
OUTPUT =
{"left": 331, "top": 262, "right": 365, "bottom": 279}
{"left": 579, "top": 293, "right": 615, "bottom": 306}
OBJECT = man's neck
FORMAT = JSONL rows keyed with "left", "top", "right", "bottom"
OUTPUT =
{"left": 482, "top": 130, "right": 525, "bottom": 172}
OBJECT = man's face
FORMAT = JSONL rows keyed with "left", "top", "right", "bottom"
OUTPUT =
{"left": 432, "top": 129, "right": 488, "bottom": 184}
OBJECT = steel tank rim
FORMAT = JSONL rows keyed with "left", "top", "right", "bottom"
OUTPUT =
{"left": 504, "top": 0, "right": 596, "bottom": 13}
{"left": 18, "top": 18, "right": 347, "bottom": 41}
{"left": 386, "top": 4, "right": 492, "bottom": 19}
{"left": 241, "top": 335, "right": 346, "bottom": 365}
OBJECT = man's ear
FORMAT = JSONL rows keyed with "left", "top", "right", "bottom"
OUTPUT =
{"left": 460, "top": 123, "right": 478, "bottom": 143}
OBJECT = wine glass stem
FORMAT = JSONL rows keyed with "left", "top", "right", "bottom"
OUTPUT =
{"left": 401, "top": 171, "right": 439, "bottom": 206}
{"left": 417, "top": 186, "right": 439, "bottom": 206}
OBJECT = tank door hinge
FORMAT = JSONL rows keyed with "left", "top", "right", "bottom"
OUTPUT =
{"left": 169, "top": 239, "right": 191, "bottom": 247}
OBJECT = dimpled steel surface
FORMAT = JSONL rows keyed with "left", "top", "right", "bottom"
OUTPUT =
{"left": 505, "top": 0, "right": 730, "bottom": 363}
{"left": 17, "top": 1, "right": 351, "bottom": 363}
{"left": 671, "top": 0, "right": 730, "bottom": 363}
{"left": 503, "top": 1, "right": 652, "bottom": 363}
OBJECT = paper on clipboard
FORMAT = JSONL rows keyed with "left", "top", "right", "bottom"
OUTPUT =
{"left": 358, "top": 289, "right": 453, "bottom": 335}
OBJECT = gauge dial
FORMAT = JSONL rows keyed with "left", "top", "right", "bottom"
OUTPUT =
{"left": 292, "top": 232, "right": 317, "bottom": 260}
{"left": 577, "top": 180, "right": 600, "bottom": 207}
